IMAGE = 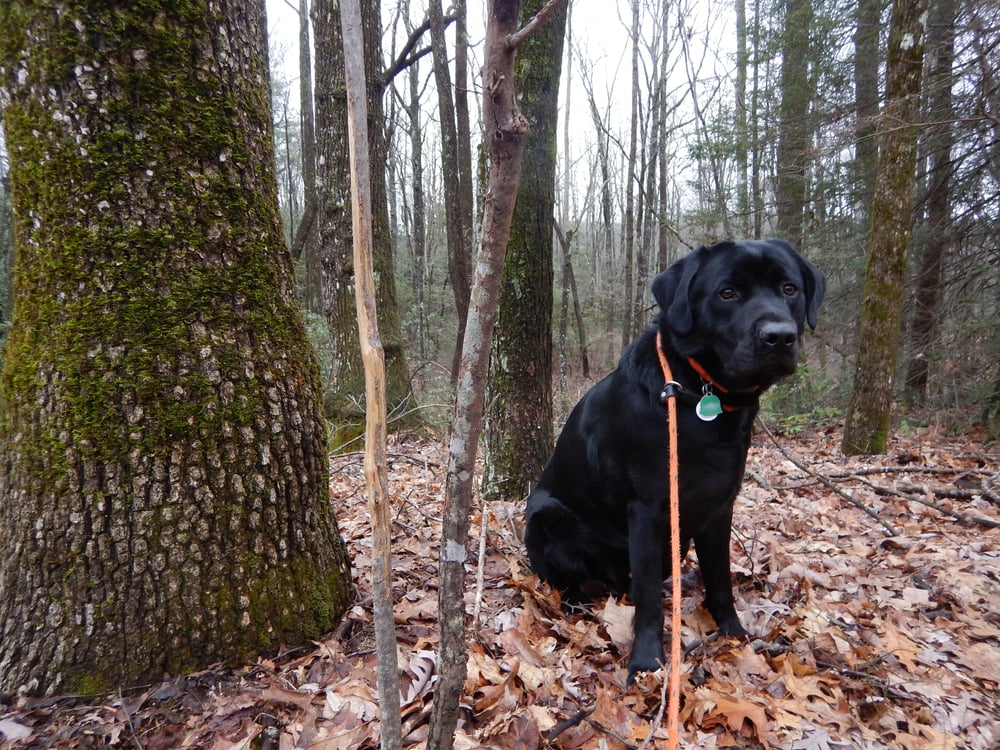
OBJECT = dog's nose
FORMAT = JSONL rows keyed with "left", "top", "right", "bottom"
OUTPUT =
{"left": 758, "top": 321, "right": 797, "bottom": 350}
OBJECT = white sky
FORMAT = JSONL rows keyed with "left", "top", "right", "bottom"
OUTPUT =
{"left": 263, "top": 0, "right": 731, "bottom": 112}
{"left": 263, "top": 0, "right": 737, "bottom": 221}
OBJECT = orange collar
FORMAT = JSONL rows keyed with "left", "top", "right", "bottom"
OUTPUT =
{"left": 685, "top": 355, "right": 730, "bottom": 394}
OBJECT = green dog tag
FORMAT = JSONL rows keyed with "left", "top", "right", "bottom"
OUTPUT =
{"left": 696, "top": 393, "right": 722, "bottom": 421}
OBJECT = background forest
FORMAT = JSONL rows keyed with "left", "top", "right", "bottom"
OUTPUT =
{"left": 1, "top": 0, "right": 998, "bottom": 439}
{"left": 261, "top": 0, "right": 998, "bottom": 444}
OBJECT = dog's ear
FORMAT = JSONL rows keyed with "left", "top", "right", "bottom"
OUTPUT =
{"left": 768, "top": 239, "right": 827, "bottom": 330}
{"left": 797, "top": 254, "right": 826, "bottom": 330}
{"left": 652, "top": 253, "right": 699, "bottom": 336}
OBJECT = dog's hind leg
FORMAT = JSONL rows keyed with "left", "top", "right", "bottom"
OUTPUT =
{"left": 525, "top": 489, "right": 628, "bottom": 600}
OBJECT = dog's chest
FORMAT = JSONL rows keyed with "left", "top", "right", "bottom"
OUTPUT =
{"left": 675, "top": 416, "right": 752, "bottom": 511}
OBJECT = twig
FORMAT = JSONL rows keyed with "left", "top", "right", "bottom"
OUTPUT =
{"left": 382, "top": 11, "right": 458, "bottom": 85}
{"left": 543, "top": 706, "right": 595, "bottom": 742}
{"left": 814, "top": 660, "right": 925, "bottom": 705}
{"left": 756, "top": 418, "right": 898, "bottom": 537}
{"left": 638, "top": 665, "right": 671, "bottom": 750}
{"left": 827, "top": 465, "right": 990, "bottom": 478}
{"left": 118, "top": 689, "right": 145, "bottom": 750}
{"left": 747, "top": 469, "right": 774, "bottom": 492}
{"left": 585, "top": 718, "right": 640, "bottom": 750}
{"left": 472, "top": 503, "right": 490, "bottom": 630}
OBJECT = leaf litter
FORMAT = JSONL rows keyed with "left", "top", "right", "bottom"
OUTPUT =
{"left": 1, "top": 424, "right": 998, "bottom": 749}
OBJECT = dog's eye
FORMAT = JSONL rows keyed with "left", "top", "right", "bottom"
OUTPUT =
{"left": 719, "top": 287, "right": 737, "bottom": 300}
{"left": 782, "top": 283, "right": 798, "bottom": 297}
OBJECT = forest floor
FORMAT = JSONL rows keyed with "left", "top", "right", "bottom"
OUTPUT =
{"left": 1, "top": 421, "right": 999, "bottom": 749}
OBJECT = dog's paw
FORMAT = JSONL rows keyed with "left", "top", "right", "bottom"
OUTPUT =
{"left": 626, "top": 645, "right": 665, "bottom": 685}
{"left": 716, "top": 616, "right": 749, "bottom": 638}
{"left": 704, "top": 600, "right": 749, "bottom": 638}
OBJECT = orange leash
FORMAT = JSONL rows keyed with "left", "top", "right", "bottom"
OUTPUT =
{"left": 655, "top": 331, "right": 683, "bottom": 749}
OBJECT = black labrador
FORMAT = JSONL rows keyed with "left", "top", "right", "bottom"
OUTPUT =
{"left": 525, "top": 239, "right": 825, "bottom": 681}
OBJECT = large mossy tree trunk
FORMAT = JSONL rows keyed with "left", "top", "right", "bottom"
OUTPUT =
{"left": 0, "top": 0, "right": 352, "bottom": 695}
{"left": 483, "top": 0, "right": 567, "bottom": 503}
{"left": 841, "top": 0, "right": 928, "bottom": 455}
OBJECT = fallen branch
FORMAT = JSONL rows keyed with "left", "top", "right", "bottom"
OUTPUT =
{"left": 756, "top": 419, "right": 898, "bottom": 537}
{"left": 814, "top": 660, "right": 926, "bottom": 706}
{"left": 826, "top": 465, "right": 991, "bottom": 478}
{"left": 585, "top": 718, "right": 640, "bottom": 750}
{"left": 982, "top": 473, "right": 1000, "bottom": 505}
{"left": 859, "top": 478, "right": 1000, "bottom": 529}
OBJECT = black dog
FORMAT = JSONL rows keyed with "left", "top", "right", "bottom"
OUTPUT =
{"left": 525, "top": 239, "right": 825, "bottom": 681}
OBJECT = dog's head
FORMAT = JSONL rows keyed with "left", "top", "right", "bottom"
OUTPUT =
{"left": 652, "top": 239, "right": 826, "bottom": 391}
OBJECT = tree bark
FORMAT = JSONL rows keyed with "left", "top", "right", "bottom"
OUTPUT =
{"left": 555, "top": 223, "right": 590, "bottom": 385}
{"left": 483, "top": 0, "right": 567, "bottom": 504}
{"left": 0, "top": 169, "right": 11, "bottom": 322}
{"left": 904, "top": 0, "right": 957, "bottom": 402}
{"left": 359, "top": 3, "right": 412, "bottom": 427}
{"left": 586, "top": 89, "right": 615, "bottom": 332}
{"left": 428, "top": 0, "right": 473, "bottom": 381}
{"left": 428, "top": 3, "right": 566, "bottom": 745}
{"left": 312, "top": 0, "right": 360, "bottom": 441}
{"left": 0, "top": 0, "right": 352, "bottom": 695}
{"left": 453, "top": 0, "right": 476, "bottom": 358}
{"left": 842, "top": 0, "right": 929, "bottom": 455}
{"left": 735, "top": 0, "right": 751, "bottom": 234}
{"left": 853, "top": 0, "right": 882, "bottom": 228}
{"left": 622, "top": 0, "right": 640, "bottom": 343}
{"left": 750, "top": 0, "right": 765, "bottom": 237}
{"left": 295, "top": 0, "right": 322, "bottom": 312}
{"left": 406, "top": 60, "right": 428, "bottom": 361}
{"left": 775, "top": 0, "right": 815, "bottom": 245}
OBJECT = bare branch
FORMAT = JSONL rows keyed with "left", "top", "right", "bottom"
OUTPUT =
{"left": 507, "top": 0, "right": 568, "bottom": 49}
{"left": 382, "top": 11, "right": 457, "bottom": 85}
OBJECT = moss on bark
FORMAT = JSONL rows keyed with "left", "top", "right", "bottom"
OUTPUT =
{"left": 0, "top": 0, "right": 352, "bottom": 695}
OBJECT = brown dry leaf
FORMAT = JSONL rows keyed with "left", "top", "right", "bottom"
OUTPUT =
{"left": 472, "top": 660, "right": 524, "bottom": 718}
{"left": 948, "top": 641, "right": 1000, "bottom": 685}
{"left": 590, "top": 686, "right": 646, "bottom": 744}
{"left": 498, "top": 618, "right": 548, "bottom": 667}
{"left": 689, "top": 686, "right": 772, "bottom": 746}
{"left": 598, "top": 596, "right": 635, "bottom": 654}
{"left": 728, "top": 643, "right": 776, "bottom": 679}
{"left": 881, "top": 618, "right": 924, "bottom": 672}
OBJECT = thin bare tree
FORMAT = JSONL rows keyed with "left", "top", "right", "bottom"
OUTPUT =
{"left": 428, "top": 4, "right": 568, "bottom": 747}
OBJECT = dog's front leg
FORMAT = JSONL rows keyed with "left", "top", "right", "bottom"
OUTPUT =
{"left": 693, "top": 503, "right": 749, "bottom": 637}
{"left": 626, "top": 500, "right": 667, "bottom": 682}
